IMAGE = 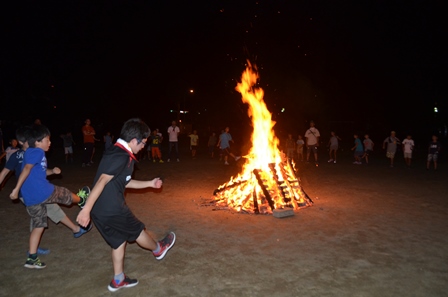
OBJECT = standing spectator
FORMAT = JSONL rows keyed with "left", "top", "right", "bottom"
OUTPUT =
{"left": 362, "top": 134, "right": 374, "bottom": 164}
{"left": 327, "top": 131, "right": 341, "bottom": 164}
{"left": 402, "top": 135, "right": 415, "bottom": 168}
{"left": 217, "top": 127, "right": 241, "bottom": 165}
{"left": 351, "top": 134, "right": 364, "bottom": 164}
{"left": 60, "top": 132, "right": 76, "bottom": 163}
{"left": 427, "top": 135, "right": 441, "bottom": 170}
{"left": 296, "top": 135, "right": 305, "bottom": 162}
{"left": 167, "top": 121, "right": 180, "bottom": 162}
{"left": 150, "top": 129, "right": 164, "bottom": 163}
{"left": 207, "top": 132, "right": 217, "bottom": 158}
{"left": 189, "top": 130, "right": 199, "bottom": 158}
{"left": 82, "top": 119, "right": 96, "bottom": 167}
{"left": 104, "top": 131, "right": 114, "bottom": 151}
{"left": 285, "top": 134, "right": 296, "bottom": 161}
{"left": 305, "top": 121, "right": 320, "bottom": 166}
{"left": 382, "top": 131, "right": 400, "bottom": 167}
{"left": 2, "top": 138, "right": 19, "bottom": 163}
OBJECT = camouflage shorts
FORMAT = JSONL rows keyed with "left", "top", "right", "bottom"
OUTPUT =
{"left": 26, "top": 186, "right": 73, "bottom": 229}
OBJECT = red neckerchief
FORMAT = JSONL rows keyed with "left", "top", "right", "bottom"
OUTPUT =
{"left": 114, "top": 142, "right": 138, "bottom": 166}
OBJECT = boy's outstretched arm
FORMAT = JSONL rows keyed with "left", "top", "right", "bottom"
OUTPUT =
{"left": 76, "top": 173, "right": 113, "bottom": 227}
{"left": 126, "top": 178, "right": 162, "bottom": 189}
{"left": 10, "top": 164, "right": 33, "bottom": 199}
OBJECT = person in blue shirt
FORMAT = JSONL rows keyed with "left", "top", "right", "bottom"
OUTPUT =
{"left": 351, "top": 134, "right": 364, "bottom": 165}
{"left": 10, "top": 124, "right": 91, "bottom": 269}
{"left": 217, "top": 127, "right": 241, "bottom": 165}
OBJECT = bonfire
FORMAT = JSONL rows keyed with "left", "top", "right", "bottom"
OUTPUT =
{"left": 210, "top": 61, "right": 313, "bottom": 215}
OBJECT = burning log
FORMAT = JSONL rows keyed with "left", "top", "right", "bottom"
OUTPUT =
{"left": 253, "top": 169, "right": 275, "bottom": 211}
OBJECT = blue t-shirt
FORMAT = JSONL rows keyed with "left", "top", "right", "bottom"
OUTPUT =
{"left": 5, "top": 149, "right": 25, "bottom": 179}
{"left": 354, "top": 138, "right": 363, "bottom": 152}
{"left": 21, "top": 147, "right": 55, "bottom": 206}
{"left": 219, "top": 132, "right": 232, "bottom": 149}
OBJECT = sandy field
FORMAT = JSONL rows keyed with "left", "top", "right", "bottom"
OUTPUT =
{"left": 1, "top": 144, "right": 447, "bottom": 297}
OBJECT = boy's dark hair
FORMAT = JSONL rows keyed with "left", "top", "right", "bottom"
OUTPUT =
{"left": 15, "top": 125, "right": 33, "bottom": 143}
{"left": 120, "top": 118, "right": 150, "bottom": 142}
{"left": 28, "top": 124, "right": 51, "bottom": 148}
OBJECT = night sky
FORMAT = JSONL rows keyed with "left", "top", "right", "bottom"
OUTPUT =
{"left": 2, "top": 1, "right": 446, "bottom": 143}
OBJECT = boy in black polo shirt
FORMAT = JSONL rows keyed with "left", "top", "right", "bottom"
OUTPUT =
{"left": 77, "top": 118, "right": 175, "bottom": 292}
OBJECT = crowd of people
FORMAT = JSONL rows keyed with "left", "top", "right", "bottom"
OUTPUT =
{"left": 280, "top": 121, "right": 442, "bottom": 170}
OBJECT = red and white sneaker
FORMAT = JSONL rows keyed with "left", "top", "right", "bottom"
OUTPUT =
{"left": 153, "top": 232, "right": 176, "bottom": 260}
{"left": 107, "top": 275, "right": 139, "bottom": 292}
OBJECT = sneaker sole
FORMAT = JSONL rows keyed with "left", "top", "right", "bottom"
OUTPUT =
{"left": 107, "top": 281, "right": 139, "bottom": 292}
{"left": 24, "top": 263, "right": 46, "bottom": 269}
{"left": 155, "top": 232, "right": 176, "bottom": 260}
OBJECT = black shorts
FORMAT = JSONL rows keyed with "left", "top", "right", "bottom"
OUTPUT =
{"left": 191, "top": 145, "right": 198, "bottom": 150}
{"left": 92, "top": 206, "right": 145, "bottom": 249}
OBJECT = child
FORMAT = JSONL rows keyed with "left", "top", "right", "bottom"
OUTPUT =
{"left": 383, "top": 131, "right": 400, "bottom": 167}
{"left": 189, "top": 130, "right": 199, "bottom": 158}
{"left": 217, "top": 127, "right": 241, "bottom": 165}
{"left": 296, "top": 135, "right": 304, "bottom": 162}
{"left": 150, "top": 129, "right": 164, "bottom": 163}
{"left": 285, "top": 134, "right": 296, "bottom": 161}
{"left": 207, "top": 132, "right": 217, "bottom": 158}
{"left": 10, "top": 124, "right": 91, "bottom": 269}
{"left": 402, "top": 135, "right": 415, "bottom": 168}
{"left": 427, "top": 135, "right": 441, "bottom": 170}
{"left": 0, "top": 138, "right": 19, "bottom": 162}
{"left": 60, "top": 132, "right": 75, "bottom": 163}
{"left": 1, "top": 126, "right": 90, "bottom": 256}
{"left": 327, "top": 131, "right": 341, "bottom": 164}
{"left": 76, "top": 118, "right": 175, "bottom": 292}
{"left": 104, "top": 131, "right": 114, "bottom": 151}
{"left": 362, "top": 134, "right": 374, "bottom": 164}
{"left": 351, "top": 134, "right": 364, "bottom": 164}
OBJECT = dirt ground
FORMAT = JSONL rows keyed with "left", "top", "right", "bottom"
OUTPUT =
{"left": 1, "top": 145, "right": 447, "bottom": 297}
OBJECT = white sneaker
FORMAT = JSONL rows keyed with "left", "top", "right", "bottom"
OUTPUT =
{"left": 224, "top": 162, "right": 229, "bottom": 165}
{"left": 333, "top": 160, "right": 337, "bottom": 164}
{"left": 177, "top": 159, "right": 180, "bottom": 162}
{"left": 167, "top": 159, "right": 170, "bottom": 162}
{"left": 235, "top": 156, "right": 241, "bottom": 161}
{"left": 328, "top": 159, "right": 333, "bottom": 163}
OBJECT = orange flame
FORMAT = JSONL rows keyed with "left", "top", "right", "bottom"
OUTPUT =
{"left": 214, "top": 61, "right": 311, "bottom": 214}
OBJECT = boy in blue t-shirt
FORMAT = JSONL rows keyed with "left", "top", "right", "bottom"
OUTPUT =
{"left": 0, "top": 126, "right": 91, "bottom": 256}
{"left": 351, "top": 134, "right": 364, "bottom": 165}
{"left": 10, "top": 125, "right": 91, "bottom": 269}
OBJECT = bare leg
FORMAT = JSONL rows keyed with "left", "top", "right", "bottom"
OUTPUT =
{"left": 135, "top": 230, "right": 158, "bottom": 251}
{"left": 112, "top": 242, "right": 126, "bottom": 275}
{"left": 71, "top": 193, "right": 81, "bottom": 204}
{"left": 59, "top": 215, "right": 80, "bottom": 233}
{"left": 29, "top": 227, "right": 45, "bottom": 254}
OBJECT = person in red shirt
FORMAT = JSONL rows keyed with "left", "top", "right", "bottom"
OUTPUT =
{"left": 82, "top": 119, "right": 96, "bottom": 167}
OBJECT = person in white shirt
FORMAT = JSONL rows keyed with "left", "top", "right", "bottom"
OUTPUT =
{"left": 167, "top": 121, "right": 180, "bottom": 162}
{"left": 402, "top": 135, "right": 415, "bottom": 168}
{"left": 304, "top": 121, "right": 320, "bottom": 166}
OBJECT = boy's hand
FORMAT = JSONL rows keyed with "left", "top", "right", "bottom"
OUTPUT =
{"left": 52, "top": 167, "right": 61, "bottom": 174}
{"left": 76, "top": 209, "right": 91, "bottom": 227}
{"left": 152, "top": 178, "right": 163, "bottom": 189}
{"left": 10, "top": 188, "right": 19, "bottom": 200}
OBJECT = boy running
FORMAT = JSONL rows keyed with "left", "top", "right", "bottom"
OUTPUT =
{"left": 402, "top": 135, "right": 415, "bottom": 168}
{"left": 427, "top": 135, "right": 441, "bottom": 170}
{"left": 76, "top": 118, "right": 175, "bottom": 292}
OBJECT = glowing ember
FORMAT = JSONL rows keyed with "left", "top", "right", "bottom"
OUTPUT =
{"left": 213, "top": 61, "right": 313, "bottom": 214}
